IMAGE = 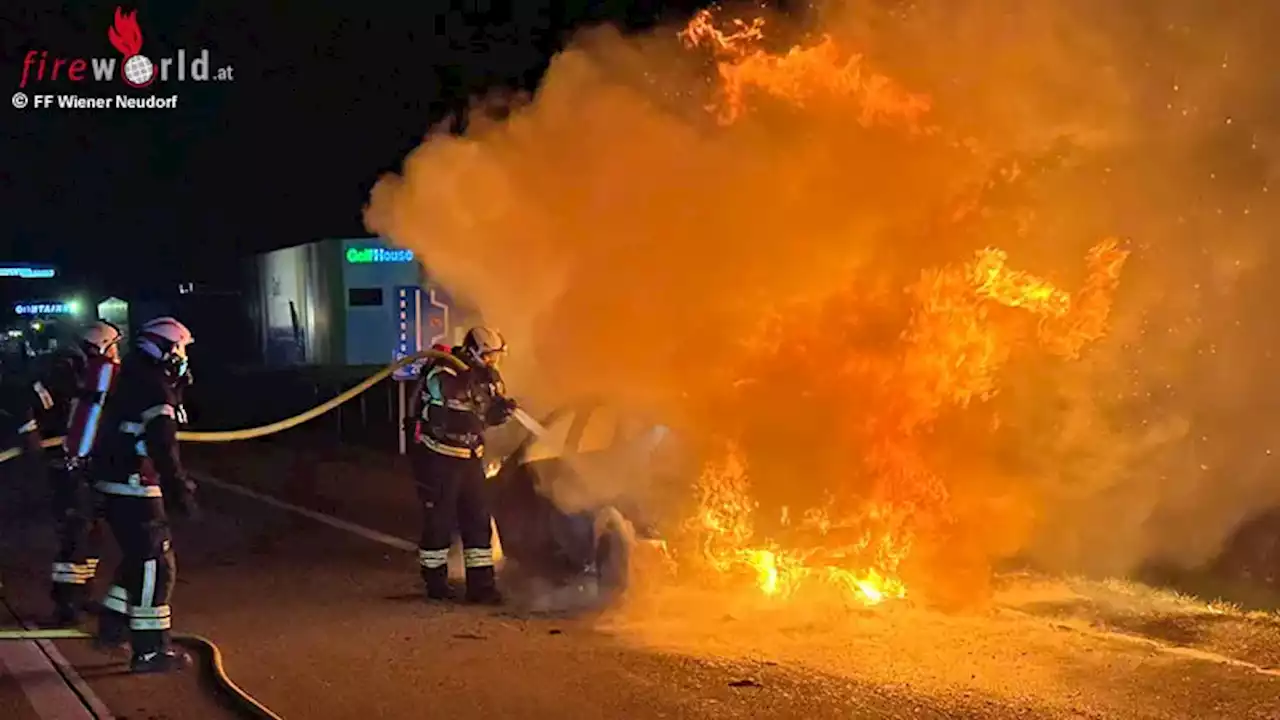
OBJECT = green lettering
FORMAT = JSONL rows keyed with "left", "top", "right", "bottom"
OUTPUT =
{"left": 346, "top": 246, "right": 413, "bottom": 264}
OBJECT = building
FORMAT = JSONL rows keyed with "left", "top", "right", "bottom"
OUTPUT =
{"left": 246, "top": 237, "right": 477, "bottom": 368}
{"left": 0, "top": 262, "right": 85, "bottom": 355}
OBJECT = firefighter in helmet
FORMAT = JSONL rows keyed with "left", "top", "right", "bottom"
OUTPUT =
{"left": 0, "top": 339, "right": 55, "bottom": 500}
{"left": 49, "top": 321, "right": 123, "bottom": 626}
{"left": 410, "top": 327, "right": 517, "bottom": 603}
{"left": 92, "top": 317, "right": 198, "bottom": 673}
{"left": 0, "top": 339, "right": 54, "bottom": 596}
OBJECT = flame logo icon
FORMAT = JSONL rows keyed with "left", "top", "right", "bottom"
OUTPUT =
{"left": 107, "top": 7, "right": 154, "bottom": 88}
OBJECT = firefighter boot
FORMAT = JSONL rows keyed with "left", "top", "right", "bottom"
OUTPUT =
{"left": 48, "top": 603, "right": 80, "bottom": 628}
{"left": 130, "top": 648, "right": 192, "bottom": 674}
{"left": 465, "top": 566, "right": 503, "bottom": 606}
{"left": 93, "top": 612, "right": 129, "bottom": 655}
{"left": 422, "top": 566, "right": 455, "bottom": 601}
{"left": 130, "top": 631, "right": 191, "bottom": 674}
{"left": 47, "top": 584, "right": 83, "bottom": 628}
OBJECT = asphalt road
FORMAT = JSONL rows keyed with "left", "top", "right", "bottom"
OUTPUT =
{"left": 1, "top": 440, "right": 1279, "bottom": 719}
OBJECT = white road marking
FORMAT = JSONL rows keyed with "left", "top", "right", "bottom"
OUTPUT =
{"left": 1003, "top": 609, "right": 1280, "bottom": 680}
{"left": 191, "top": 472, "right": 417, "bottom": 552}
{"left": 190, "top": 470, "right": 503, "bottom": 579}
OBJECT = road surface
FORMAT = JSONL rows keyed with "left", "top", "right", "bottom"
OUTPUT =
{"left": 0, "top": 440, "right": 1277, "bottom": 718}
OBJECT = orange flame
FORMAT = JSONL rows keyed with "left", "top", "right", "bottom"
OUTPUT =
{"left": 108, "top": 7, "right": 144, "bottom": 57}
{"left": 678, "top": 8, "right": 931, "bottom": 128}
{"left": 662, "top": 9, "right": 1133, "bottom": 605}
{"left": 686, "top": 239, "right": 1127, "bottom": 605}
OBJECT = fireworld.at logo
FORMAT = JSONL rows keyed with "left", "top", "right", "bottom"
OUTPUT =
{"left": 18, "top": 6, "right": 234, "bottom": 89}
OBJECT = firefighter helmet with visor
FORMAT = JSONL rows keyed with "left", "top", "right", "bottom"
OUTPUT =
{"left": 461, "top": 327, "right": 507, "bottom": 368}
{"left": 136, "top": 317, "right": 194, "bottom": 380}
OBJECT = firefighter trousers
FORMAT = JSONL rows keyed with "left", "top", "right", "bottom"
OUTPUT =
{"left": 98, "top": 494, "right": 176, "bottom": 655}
{"left": 410, "top": 444, "right": 495, "bottom": 594}
{"left": 49, "top": 465, "right": 104, "bottom": 611}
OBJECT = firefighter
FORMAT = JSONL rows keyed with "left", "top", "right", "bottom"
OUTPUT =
{"left": 0, "top": 340, "right": 55, "bottom": 509}
{"left": 92, "top": 317, "right": 198, "bottom": 673}
{"left": 410, "top": 327, "right": 517, "bottom": 603}
{"left": 48, "top": 321, "right": 122, "bottom": 626}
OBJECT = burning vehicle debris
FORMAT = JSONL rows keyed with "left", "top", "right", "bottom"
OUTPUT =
{"left": 477, "top": 404, "right": 678, "bottom": 611}
{"left": 364, "top": 0, "right": 1226, "bottom": 614}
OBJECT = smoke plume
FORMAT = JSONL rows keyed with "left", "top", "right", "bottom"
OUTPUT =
{"left": 366, "top": 0, "right": 1280, "bottom": 594}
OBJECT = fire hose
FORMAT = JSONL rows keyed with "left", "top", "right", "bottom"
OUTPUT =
{"left": 0, "top": 347, "right": 545, "bottom": 720}
{"left": 0, "top": 625, "right": 281, "bottom": 719}
{"left": 0, "top": 348, "right": 467, "bottom": 463}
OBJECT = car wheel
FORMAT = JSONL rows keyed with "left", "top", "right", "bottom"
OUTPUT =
{"left": 594, "top": 507, "right": 633, "bottom": 600}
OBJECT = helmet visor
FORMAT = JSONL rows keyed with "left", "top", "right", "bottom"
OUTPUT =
{"left": 479, "top": 347, "right": 506, "bottom": 368}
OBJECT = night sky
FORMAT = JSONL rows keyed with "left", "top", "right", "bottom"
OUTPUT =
{"left": 0, "top": 1, "right": 708, "bottom": 297}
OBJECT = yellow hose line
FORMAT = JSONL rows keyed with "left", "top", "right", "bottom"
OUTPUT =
{"left": 0, "top": 628, "right": 89, "bottom": 639}
{"left": 0, "top": 628, "right": 284, "bottom": 719}
{"left": 0, "top": 349, "right": 463, "bottom": 463}
{"left": 177, "top": 633, "right": 284, "bottom": 720}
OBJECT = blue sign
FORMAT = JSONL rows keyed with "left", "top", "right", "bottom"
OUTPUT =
{"left": 346, "top": 247, "right": 414, "bottom": 264}
{"left": 14, "top": 301, "right": 73, "bottom": 315}
{"left": 392, "top": 286, "right": 423, "bottom": 381}
{"left": 0, "top": 266, "right": 56, "bottom": 279}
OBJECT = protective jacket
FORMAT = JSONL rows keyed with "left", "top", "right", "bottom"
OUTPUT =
{"left": 414, "top": 349, "right": 513, "bottom": 459}
{"left": 92, "top": 355, "right": 195, "bottom": 507}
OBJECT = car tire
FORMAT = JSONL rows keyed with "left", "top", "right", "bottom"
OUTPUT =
{"left": 594, "top": 507, "right": 633, "bottom": 601}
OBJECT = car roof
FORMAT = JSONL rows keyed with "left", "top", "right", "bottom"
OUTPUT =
{"left": 514, "top": 402, "right": 669, "bottom": 465}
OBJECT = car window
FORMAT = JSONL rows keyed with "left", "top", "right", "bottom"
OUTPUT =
{"left": 576, "top": 406, "right": 619, "bottom": 454}
{"left": 521, "top": 410, "right": 575, "bottom": 463}
{"left": 613, "top": 416, "right": 653, "bottom": 448}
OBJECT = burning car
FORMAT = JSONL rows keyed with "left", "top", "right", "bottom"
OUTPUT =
{"left": 481, "top": 402, "right": 681, "bottom": 610}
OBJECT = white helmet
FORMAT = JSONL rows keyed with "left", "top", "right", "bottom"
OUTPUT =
{"left": 461, "top": 326, "right": 507, "bottom": 367}
{"left": 82, "top": 321, "right": 122, "bottom": 357}
{"left": 136, "top": 317, "right": 194, "bottom": 377}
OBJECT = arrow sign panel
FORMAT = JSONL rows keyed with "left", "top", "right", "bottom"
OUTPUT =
{"left": 425, "top": 287, "right": 452, "bottom": 348}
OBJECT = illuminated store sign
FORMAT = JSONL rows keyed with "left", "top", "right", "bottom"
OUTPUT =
{"left": 346, "top": 247, "right": 414, "bottom": 264}
{"left": 0, "top": 266, "right": 56, "bottom": 279}
{"left": 15, "top": 301, "right": 77, "bottom": 315}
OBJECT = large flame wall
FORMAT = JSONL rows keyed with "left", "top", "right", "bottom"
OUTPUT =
{"left": 367, "top": 1, "right": 1280, "bottom": 603}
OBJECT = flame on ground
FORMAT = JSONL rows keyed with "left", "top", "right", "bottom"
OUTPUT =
{"left": 687, "top": 440, "right": 911, "bottom": 604}
{"left": 681, "top": 240, "right": 1126, "bottom": 605}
